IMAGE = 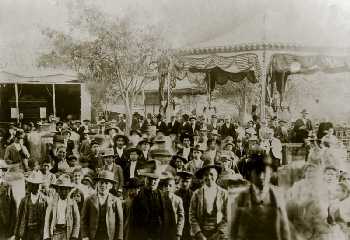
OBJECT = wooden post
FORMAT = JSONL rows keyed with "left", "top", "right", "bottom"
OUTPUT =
{"left": 52, "top": 84, "right": 56, "bottom": 117}
{"left": 15, "top": 83, "right": 19, "bottom": 124}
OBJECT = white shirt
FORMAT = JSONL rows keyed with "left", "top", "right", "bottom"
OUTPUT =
{"left": 208, "top": 150, "right": 216, "bottom": 161}
{"left": 116, "top": 148, "right": 124, "bottom": 157}
{"left": 98, "top": 194, "right": 108, "bottom": 205}
{"left": 183, "top": 147, "right": 191, "bottom": 159}
{"left": 143, "top": 151, "right": 148, "bottom": 159}
{"left": 203, "top": 185, "right": 218, "bottom": 214}
{"left": 30, "top": 193, "right": 38, "bottom": 204}
{"left": 57, "top": 199, "right": 68, "bottom": 224}
{"left": 193, "top": 159, "right": 203, "bottom": 169}
{"left": 14, "top": 142, "right": 21, "bottom": 151}
{"left": 130, "top": 161, "right": 137, "bottom": 178}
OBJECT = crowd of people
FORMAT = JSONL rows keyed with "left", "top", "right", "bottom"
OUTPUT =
{"left": 0, "top": 109, "right": 349, "bottom": 240}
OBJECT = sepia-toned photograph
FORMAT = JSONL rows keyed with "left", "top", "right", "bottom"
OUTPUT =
{"left": 1, "top": 0, "right": 350, "bottom": 239}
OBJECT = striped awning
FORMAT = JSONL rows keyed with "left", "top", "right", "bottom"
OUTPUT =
{"left": 180, "top": 53, "right": 261, "bottom": 86}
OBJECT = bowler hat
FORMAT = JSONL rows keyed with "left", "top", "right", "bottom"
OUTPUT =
{"left": 138, "top": 160, "right": 168, "bottom": 179}
{"left": 95, "top": 170, "right": 116, "bottom": 184}
{"left": 301, "top": 109, "right": 308, "bottom": 114}
{"left": 138, "top": 138, "right": 153, "bottom": 146}
{"left": 126, "top": 147, "right": 142, "bottom": 155}
{"left": 192, "top": 145, "right": 206, "bottom": 153}
{"left": 195, "top": 164, "right": 222, "bottom": 179}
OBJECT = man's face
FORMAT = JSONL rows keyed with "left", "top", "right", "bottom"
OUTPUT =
{"left": 116, "top": 138, "right": 125, "bottom": 148}
{"left": 190, "top": 119, "right": 196, "bottom": 125}
{"left": 225, "top": 118, "right": 230, "bottom": 124}
{"left": 324, "top": 169, "right": 338, "bottom": 184}
{"left": 57, "top": 187, "right": 70, "bottom": 199}
{"left": 302, "top": 113, "right": 308, "bottom": 119}
{"left": 73, "top": 172, "right": 82, "bottom": 184}
{"left": 146, "top": 177, "right": 160, "bottom": 191}
{"left": 221, "top": 159, "right": 231, "bottom": 169}
{"left": 27, "top": 182, "right": 39, "bottom": 194}
{"left": 97, "top": 180, "right": 113, "bottom": 196}
{"left": 183, "top": 138, "right": 191, "bottom": 147}
{"left": 208, "top": 141, "right": 216, "bottom": 150}
{"left": 57, "top": 148, "right": 66, "bottom": 160}
{"left": 67, "top": 158, "right": 78, "bottom": 167}
{"left": 203, "top": 168, "right": 218, "bottom": 187}
{"left": 109, "top": 129, "right": 117, "bottom": 137}
{"left": 211, "top": 117, "right": 217, "bottom": 123}
{"left": 180, "top": 178, "right": 192, "bottom": 190}
{"left": 175, "top": 159, "right": 184, "bottom": 169}
{"left": 103, "top": 156, "right": 114, "bottom": 166}
{"left": 193, "top": 150, "right": 202, "bottom": 159}
{"left": 141, "top": 142, "right": 150, "bottom": 151}
{"left": 129, "top": 152, "right": 139, "bottom": 161}
{"left": 91, "top": 144, "right": 99, "bottom": 154}
{"left": 163, "top": 179, "right": 176, "bottom": 195}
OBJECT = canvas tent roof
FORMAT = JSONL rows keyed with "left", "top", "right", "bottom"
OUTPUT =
{"left": 0, "top": 71, "right": 80, "bottom": 84}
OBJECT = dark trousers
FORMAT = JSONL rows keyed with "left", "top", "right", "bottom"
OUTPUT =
{"left": 23, "top": 228, "right": 42, "bottom": 240}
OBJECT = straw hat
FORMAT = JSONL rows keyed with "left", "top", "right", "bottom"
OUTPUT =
{"left": 138, "top": 160, "right": 168, "bottom": 179}
{"left": 25, "top": 171, "right": 44, "bottom": 184}
{"left": 195, "top": 164, "right": 222, "bottom": 179}
{"left": 52, "top": 174, "right": 74, "bottom": 188}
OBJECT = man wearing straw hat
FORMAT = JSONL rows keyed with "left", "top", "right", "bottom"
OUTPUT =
{"left": 15, "top": 171, "right": 47, "bottom": 240}
{"left": 128, "top": 160, "right": 168, "bottom": 240}
{"left": 0, "top": 159, "right": 17, "bottom": 240}
{"left": 81, "top": 170, "right": 123, "bottom": 240}
{"left": 44, "top": 174, "right": 80, "bottom": 240}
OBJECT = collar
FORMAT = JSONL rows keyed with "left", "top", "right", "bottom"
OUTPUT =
{"left": 98, "top": 194, "right": 108, "bottom": 205}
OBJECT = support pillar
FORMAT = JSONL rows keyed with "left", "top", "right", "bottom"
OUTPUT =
{"left": 52, "top": 84, "right": 56, "bottom": 118}
{"left": 15, "top": 83, "right": 19, "bottom": 124}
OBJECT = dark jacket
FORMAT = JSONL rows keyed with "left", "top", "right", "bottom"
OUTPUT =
{"left": 15, "top": 194, "right": 47, "bottom": 239}
{"left": 167, "top": 121, "right": 181, "bottom": 135}
{"left": 230, "top": 185, "right": 291, "bottom": 240}
{"left": 156, "top": 121, "right": 168, "bottom": 134}
{"left": 81, "top": 193, "right": 123, "bottom": 240}
{"left": 219, "top": 123, "right": 237, "bottom": 139}
{"left": 0, "top": 181, "right": 17, "bottom": 238}
{"left": 293, "top": 118, "right": 312, "bottom": 143}
{"left": 128, "top": 189, "right": 167, "bottom": 240}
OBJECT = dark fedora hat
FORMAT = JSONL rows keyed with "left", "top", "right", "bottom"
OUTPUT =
{"left": 138, "top": 138, "right": 153, "bottom": 146}
{"left": 95, "top": 170, "right": 116, "bottom": 184}
{"left": 192, "top": 144, "right": 206, "bottom": 153}
{"left": 113, "top": 134, "right": 129, "bottom": 144}
{"left": 126, "top": 147, "right": 142, "bottom": 155}
{"left": 177, "top": 170, "right": 194, "bottom": 179}
{"left": 169, "top": 155, "right": 188, "bottom": 168}
{"left": 195, "top": 164, "right": 222, "bottom": 179}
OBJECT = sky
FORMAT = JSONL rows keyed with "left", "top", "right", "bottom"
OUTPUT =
{"left": 2, "top": 0, "right": 350, "bottom": 119}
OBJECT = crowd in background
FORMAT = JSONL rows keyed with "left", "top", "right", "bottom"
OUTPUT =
{"left": 0, "top": 108, "right": 349, "bottom": 240}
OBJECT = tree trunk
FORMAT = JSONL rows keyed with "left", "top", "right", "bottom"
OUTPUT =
{"left": 238, "top": 93, "right": 247, "bottom": 125}
{"left": 123, "top": 95, "right": 134, "bottom": 134}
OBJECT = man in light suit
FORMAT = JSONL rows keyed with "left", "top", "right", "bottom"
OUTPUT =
{"left": 189, "top": 164, "right": 228, "bottom": 240}
{"left": 160, "top": 176, "right": 185, "bottom": 240}
{"left": 81, "top": 170, "right": 123, "bottom": 240}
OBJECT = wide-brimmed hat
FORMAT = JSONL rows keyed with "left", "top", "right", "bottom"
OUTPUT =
{"left": 81, "top": 175, "right": 94, "bottom": 187}
{"left": 169, "top": 155, "right": 188, "bottom": 168}
{"left": 219, "top": 172, "right": 248, "bottom": 186}
{"left": 95, "top": 170, "right": 116, "bottom": 184}
{"left": 104, "top": 124, "right": 120, "bottom": 135}
{"left": 189, "top": 115, "right": 197, "bottom": 120}
{"left": 25, "top": 171, "right": 44, "bottom": 184}
{"left": 177, "top": 171, "right": 194, "bottom": 179}
{"left": 124, "top": 178, "right": 143, "bottom": 189}
{"left": 113, "top": 134, "right": 129, "bottom": 144}
{"left": 195, "top": 164, "right": 222, "bottom": 179}
{"left": 138, "top": 160, "right": 168, "bottom": 179}
{"left": 130, "top": 129, "right": 142, "bottom": 137}
{"left": 52, "top": 174, "right": 74, "bottom": 188}
{"left": 100, "top": 148, "right": 115, "bottom": 157}
{"left": 210, "top": 130, "right": 220, "bottom": 136}
{"left": 180, "top": 133, "right": 192, "bottom": 143}
{"left": 192, "top": 144, "right": 206, "bottom": 153}
{"left": 56, "top": 121, "right": 64, "bottom": 127}
{"left": 138, "top": 138, "right": 153, "bottom": 146}
{"left": 126, "top": 147, "right": 142, "bottom": 155}
{"left": 153, "top": 135, "right": 167, "bottom": 143}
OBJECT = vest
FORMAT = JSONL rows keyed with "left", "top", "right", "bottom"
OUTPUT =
{"left": 96, "top": 200, "right": 108, "bottom": 240}
{"left": 27, "top": 199, "right": 40, "bottom": 229}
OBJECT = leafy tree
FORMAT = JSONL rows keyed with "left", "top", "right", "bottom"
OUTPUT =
{"left": 37, "top": 2, "right": 165, "bottom": 131}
